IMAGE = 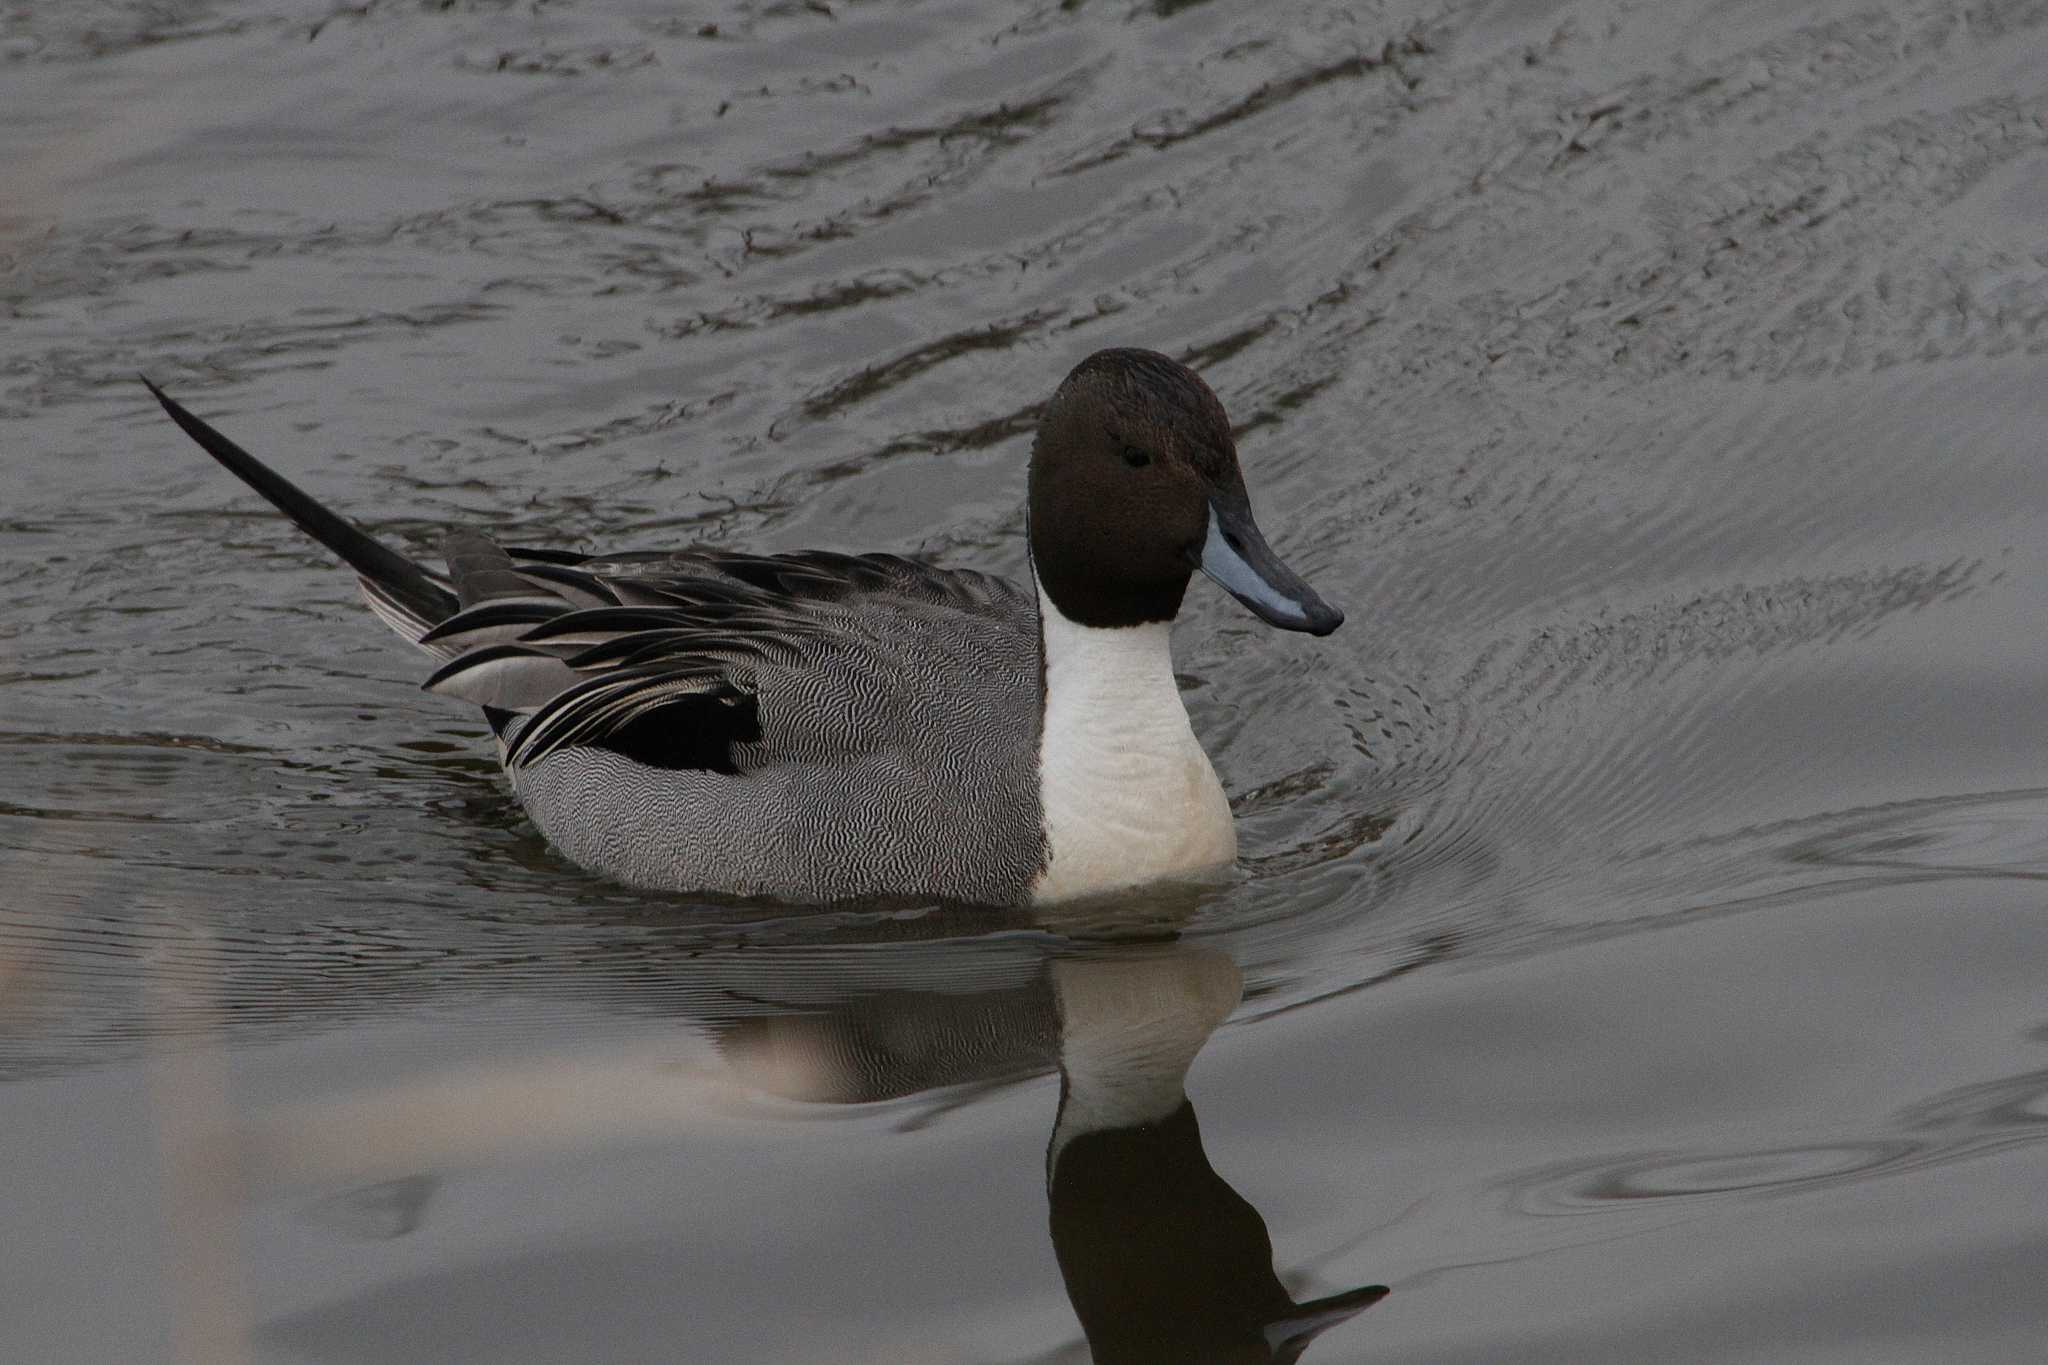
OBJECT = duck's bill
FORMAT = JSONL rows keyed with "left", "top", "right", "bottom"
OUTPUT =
{"left": 1198, "top": 499, "right": 1345, "bottom": 636}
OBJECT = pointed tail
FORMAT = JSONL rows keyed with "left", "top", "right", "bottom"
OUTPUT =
{"left": 144, "top": 378, "right": 459, "bottom": 636}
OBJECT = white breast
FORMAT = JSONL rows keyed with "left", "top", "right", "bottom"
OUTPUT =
{"left": 1030, "top": 582, "right": 1238, "bottom": 903}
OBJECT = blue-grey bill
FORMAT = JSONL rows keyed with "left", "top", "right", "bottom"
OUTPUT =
{"left": 1197, "top": 503, "right": 1344, "bottom": 636}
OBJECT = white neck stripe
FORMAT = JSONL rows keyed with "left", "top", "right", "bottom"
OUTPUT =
{"left": 1030, "top": 577, "right": 1236, "bottom": 902}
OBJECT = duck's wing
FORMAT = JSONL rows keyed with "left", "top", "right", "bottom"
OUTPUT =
{"left": 147, "top": 380, "right": 1036, "bottom": 780}
{"left": 424, "top": 541, "right": 1034, "bottom": 774}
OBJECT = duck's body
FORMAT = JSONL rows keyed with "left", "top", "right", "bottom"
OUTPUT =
{"left": 147, "top": 349, "right": 1340, "bottom": 905}
{"left": 476, "top": 546, "right": 1046, "bottom": 903}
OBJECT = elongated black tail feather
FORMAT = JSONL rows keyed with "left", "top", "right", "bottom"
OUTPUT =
{"left": 143, "top": 378, "right": 458, "bottom": 629}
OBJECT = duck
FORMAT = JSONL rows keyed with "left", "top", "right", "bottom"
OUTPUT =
{"left": 145, "top": 348, "right": 1342, "bottom": 905}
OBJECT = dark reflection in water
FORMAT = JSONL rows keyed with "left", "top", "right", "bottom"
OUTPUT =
{"left": 1051, "top": 1102, "right": 1384, "bottom": 1364}
{"left": 638, "top": 912, "right": 1387, "bottom": 1362}
{"left": 1042, "top": 953, "right": 1387, "bottom": 1363}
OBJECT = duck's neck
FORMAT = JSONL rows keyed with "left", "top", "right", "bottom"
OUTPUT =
{"left": 1030, "top": 576, "right": 1237, "bottom": 902}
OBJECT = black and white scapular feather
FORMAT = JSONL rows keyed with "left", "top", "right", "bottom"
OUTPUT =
{"left": 145, "top": 350, "right": 1343, "bottom": 905}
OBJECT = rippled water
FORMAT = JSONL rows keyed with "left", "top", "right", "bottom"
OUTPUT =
{"left": 7, "top": 1, "right": 2048, "bottom": 1360}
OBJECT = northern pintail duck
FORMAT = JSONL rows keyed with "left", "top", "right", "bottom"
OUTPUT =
{"left": 146, "top": 349, "right": 1341, "bottom": 904}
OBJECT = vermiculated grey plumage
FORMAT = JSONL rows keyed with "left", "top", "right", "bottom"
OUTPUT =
{"left": 434, "top": 547, "right": 1051, "bottom": 903}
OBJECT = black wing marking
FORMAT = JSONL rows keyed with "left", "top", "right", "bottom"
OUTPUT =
{"left": 503, "top": 665, "right": 752, "bottom": 770}
{"left": 581, "top": 685, "right": 763, "bottom": 773}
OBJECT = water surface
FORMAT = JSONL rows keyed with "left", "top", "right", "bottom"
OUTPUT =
{"left": 7, "top": 0, "right": 2048, "bottom": 1360}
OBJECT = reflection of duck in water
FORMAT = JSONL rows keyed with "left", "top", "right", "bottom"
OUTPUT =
{"left": 713, "top": 939, "right": 1386, "bottom": 1362}
{"left": 1046, "top": 951, "right": 1386, "bottom": 1364}
{"left": 233, "top": 891, "right": 1384, "bottom": 1360}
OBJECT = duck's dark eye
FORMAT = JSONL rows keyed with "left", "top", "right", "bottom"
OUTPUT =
{"left": 1119, "top": 442, "right": 1152, "bottom": 469}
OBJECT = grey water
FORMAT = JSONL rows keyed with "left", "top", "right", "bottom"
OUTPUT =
{"left": 6, "top": 1, "right": 2048, "bottom": 1360}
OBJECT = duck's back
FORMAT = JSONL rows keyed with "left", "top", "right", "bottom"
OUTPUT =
{"left": 484, "top": 549, "right": 1049, "bottom": 903}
